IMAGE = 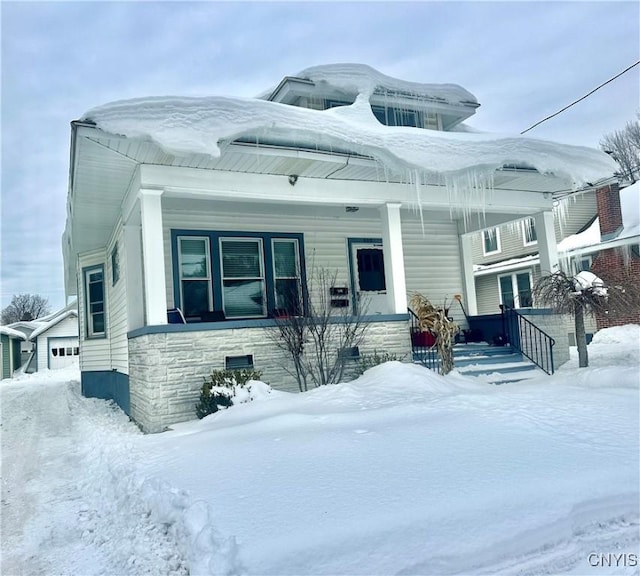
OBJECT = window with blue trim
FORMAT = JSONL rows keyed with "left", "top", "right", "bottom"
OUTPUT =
{"left": 173, "top": 231, "right": 304, "bottom": 321}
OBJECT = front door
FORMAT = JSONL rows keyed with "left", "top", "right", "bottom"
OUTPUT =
{"left": 351, "top": 242, "right": 387, "bottom": 314}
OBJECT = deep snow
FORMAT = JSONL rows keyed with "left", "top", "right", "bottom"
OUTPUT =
{"left": 2, "top": 325, "right": 639, "bottom": 575}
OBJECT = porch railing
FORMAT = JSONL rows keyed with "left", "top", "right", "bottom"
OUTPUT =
{"left": 408, "top": 308, "right": 441, "bottom": 373}
{"left": 500, "top": 304, "right": 555, "bottom": 375}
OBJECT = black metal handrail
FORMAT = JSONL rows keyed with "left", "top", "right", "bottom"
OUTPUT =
{"left": 408, "top": 307, "right": 441, "bottom": 373}
{"left": 500, "top": 304, "right": 555, "bottom": 374}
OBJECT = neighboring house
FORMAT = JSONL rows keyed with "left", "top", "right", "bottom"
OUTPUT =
{"left": 471, "top": 191, "right": 599, "bottom": 315}
{"left": 62, "top": 64, "right": 617, "bottom": 432}
{"left": 8, "top": 301, "right": 80, "bottom": 373}
{"left": 0, "top": 326, "right": 26, "bottom": 379}
{"left": 28, "top": 309, "right": 80, "bottom": 371}
{"left": 579, "top": 182, "right": 639, "bottom": 329}
{"left": 7, "top": 320, "right": 38, "bottom": 366}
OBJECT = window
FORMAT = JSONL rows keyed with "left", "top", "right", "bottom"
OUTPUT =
{"left": 273, "top": 239, "right": 302, "bottom": 315}
{"left": 173, "top": 231, "right": 305, "bottom": 321}
{"left": 573, "top": 255, "right": 592, "bottom": 274}
{"left": 225, "top": 355, "right": 254, "bottom": 370}
{"left": 84, "top": 266, "right": 105, "bottom": 337}
{"left": 178, "top": 237, "right": 212, "bottom": 319}
{"left": 483, "top": 228, "right": 501, "bottom": 255}
{"left": 111, "top": 245, "right": 120, "bottom": 285}
{"left": 499, "top": 271, "right": 533, "bottom": 309}
{"left": 371, "top": 105, "right": 424, "bottom": 128}
{"left": 522, "top": 218, "right": 537, "bottom": 246}
{"left": 220, "top": 238, "right": 266, "bottom": 318}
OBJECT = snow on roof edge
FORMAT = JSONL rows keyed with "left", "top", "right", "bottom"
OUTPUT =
{"left": 0, "top": 326, "right": 27, "bottom": 340}
{"left": 29, "top": 310, "right": 78, "bottom": 341}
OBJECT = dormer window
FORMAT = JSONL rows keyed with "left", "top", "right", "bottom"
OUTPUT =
{"left": 371, "top": 105, "right": 437, "bottom": 129}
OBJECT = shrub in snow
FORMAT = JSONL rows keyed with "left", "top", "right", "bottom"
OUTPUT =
{"left": 195, "top": 369, "right": 263, "bottom": 419}
{"left": 353, "top": 350, "right": 406, "bottom": 377}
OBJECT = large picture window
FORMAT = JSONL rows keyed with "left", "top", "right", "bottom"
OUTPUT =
{"left": 84, "top": 266, "right": 105, "bottom": 337}
{"left": 173, "top": 231, "right": 305, "bottom": 321}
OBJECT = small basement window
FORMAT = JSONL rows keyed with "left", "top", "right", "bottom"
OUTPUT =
{"left": 225, "top": 354, "right": 254, "bottom": 370}
{"left": 339, "top": 346, "right": 360, "bottom": 360}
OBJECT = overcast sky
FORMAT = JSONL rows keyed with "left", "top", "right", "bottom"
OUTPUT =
{"left": 1, "top": 1, "right": 638, "bottom": 313}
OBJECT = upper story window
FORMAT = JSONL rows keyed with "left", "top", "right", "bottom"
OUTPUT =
{"left": 482, "top": 228, "right": 501, "bottom": 256}
{"left": 522, "top": 218, "right": 537, "bottom": 246}
{"left": 371, "top": 105, "right": 432, "bottom": 129}
{"left": 84, "top": 266, "right": 105, "bottom": 338}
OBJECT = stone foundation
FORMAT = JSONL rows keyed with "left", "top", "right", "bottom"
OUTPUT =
{"left": 128, "top": 318, "right": 411, "bottom": 433}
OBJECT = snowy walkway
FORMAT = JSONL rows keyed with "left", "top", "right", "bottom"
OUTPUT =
{"left": 1, "top": 370, "right": 188, "bottom": 576}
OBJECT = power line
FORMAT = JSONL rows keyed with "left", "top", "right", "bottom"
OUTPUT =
{"left": 521, "top": 61, "right": 640, "bottom": 135}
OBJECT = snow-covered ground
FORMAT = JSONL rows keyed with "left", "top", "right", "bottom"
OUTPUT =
{"left": 2, "top": 326, "right": 639, "bottom": 575}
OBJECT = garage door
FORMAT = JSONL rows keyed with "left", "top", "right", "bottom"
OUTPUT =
{"left": 49, "top": 338, "right": 79, "bottom": 369}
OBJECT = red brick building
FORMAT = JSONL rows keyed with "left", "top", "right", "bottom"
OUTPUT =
{"left": 590, "top": 182, "right": 640, "bottom": 329}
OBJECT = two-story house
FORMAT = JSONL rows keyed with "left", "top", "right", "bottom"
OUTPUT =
{"left": 63, "top": 64, "right": 617, "bottom": 432}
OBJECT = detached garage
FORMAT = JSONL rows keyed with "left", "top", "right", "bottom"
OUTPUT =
{"left": 0, "top": 326, "right": 27, "bottom": 379}
{"left": 30, "top": 310, "right": 79, "bottom": 371}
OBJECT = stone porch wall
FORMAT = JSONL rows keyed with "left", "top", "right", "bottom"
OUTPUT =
{"left": 518, "top": 309, "right": 570, "bottom": 370}
{"left": 128, "top": 318, "right": 411, "bottom": 433}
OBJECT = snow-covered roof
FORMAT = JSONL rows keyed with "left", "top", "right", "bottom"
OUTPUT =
{"left": 558, "top": 181, "right": 640, "bottom": 251}
{"left": 29, "top": 310, "right": 78, "bottom": 341}
{"left": 274, "top": 63, "right": 478, "bottom": 105}
{"left": 81, "top": 64, "right": 617, "bottom": 188}
{"left": 0, "top": 326, "right": 27, "bottom": 340}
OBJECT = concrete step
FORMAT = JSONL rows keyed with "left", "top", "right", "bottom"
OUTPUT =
{"left": 454, "top": 352, "right": 523, "bottom": 367}
{"left": 456, "top": 360, "right": 537, "bottom": 377}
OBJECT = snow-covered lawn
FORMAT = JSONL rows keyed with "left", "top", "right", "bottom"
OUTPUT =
{"left": 2, "top": 326, "right": 639, "bottom": 575}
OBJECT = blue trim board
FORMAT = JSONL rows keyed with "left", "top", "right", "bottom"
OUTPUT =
{"left": 171, "top": 229, "right": 307, "bottom": 317}
{"left": 81, "top": 370, "right": 130, "bottom": 415}
{"left": 129, "top": 313, "right": 410, "bottom": 338}
{"left": 347, "top": 238, "right": 383, "bottom": 312}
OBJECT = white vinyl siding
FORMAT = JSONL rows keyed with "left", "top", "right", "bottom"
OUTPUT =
{"left": 77, "top": 225, "right": 129, "bottom": 375}
{"left": 78, "top": 250, "right": 111, "bottom": 371}
{"left": 106, "top": 226, "right": 129, "bottom": 373}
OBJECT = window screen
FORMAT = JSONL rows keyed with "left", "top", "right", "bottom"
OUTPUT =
{"left": 220, "top": 239, "right": 266, "bottom": 318}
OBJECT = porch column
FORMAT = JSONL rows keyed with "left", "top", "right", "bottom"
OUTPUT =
{"left": 534, "top": 210, "right": 559, "bottom": 276}
{"left": 459, "top": 233, "right": 478, "bottom": 316}
{"left": 139, "top": 189, "right": 168, "bottom": 325}
{"left": 380, "top": 202, "right": 407, "bottom": 314}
